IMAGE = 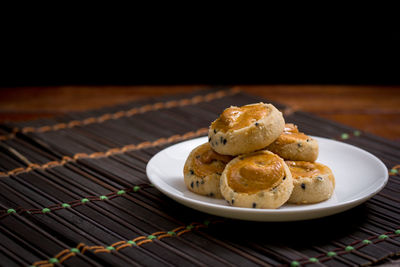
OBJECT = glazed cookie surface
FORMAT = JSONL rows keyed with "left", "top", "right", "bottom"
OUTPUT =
{"left": 220, "top": 150, "right": 293, "bottom": 209}
{"left": 286, "top": 161, "right": 335, "bottom": 204}
{"left": 209, "top": 103, "right": 285, "bottom": 156}
{"left": 183, "top": 143, "right": 233, "bottom": 198}
{"left": 266, "top": 123, "right": 318, "bottom": 162}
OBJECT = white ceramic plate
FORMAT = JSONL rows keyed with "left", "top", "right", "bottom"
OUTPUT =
{"left": 146, "top": 136, "right": 388, "bottom": 221}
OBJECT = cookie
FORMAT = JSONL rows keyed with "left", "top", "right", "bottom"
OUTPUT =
{"left": 266, "top": 123, "right": 318, "bottom": 162}
{"left": 183, "top": 143, "right": 233, "bottom": 198}
{"left": 286, "top": 161, "right": 335, "bottom": 204}
{"left": 220, "top": 150, "right": 293, "bottom": 209}
{"left": 209, "top": 103, "right": 285, "bottom": 156}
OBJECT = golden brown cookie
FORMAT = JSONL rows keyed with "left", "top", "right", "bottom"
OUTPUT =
{"left": 183, "top": 143, "right": 233, "bottom": 198}
{"left": 220, "top": 150, "right": 293, "bottom": 209}
{"left": 266, "top": 123, "right": 318, "bottom": 162}
{"left": 286, "top": 161, "right": 335, "bottom": 204}
{"left": 208, "top": 103, "right": 285, "bottom": 156}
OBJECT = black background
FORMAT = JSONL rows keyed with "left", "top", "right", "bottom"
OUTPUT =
{"left": 1, "top": 23, "right": 399, "bottom": 87}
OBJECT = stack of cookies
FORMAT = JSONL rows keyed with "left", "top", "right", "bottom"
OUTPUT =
{"left": 183, "top": 103, "right": 335, "bottom": 209}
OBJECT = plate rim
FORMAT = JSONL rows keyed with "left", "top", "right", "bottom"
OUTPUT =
{"left": 146, "top": 136, "right": 389, "bottom": 219}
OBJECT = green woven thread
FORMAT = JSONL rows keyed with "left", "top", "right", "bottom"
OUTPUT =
{"left": 49, "top": 258, "right": 59, "bottom": 263}
{"left": 203, "top": 220, "right": 210, "bottom": 226}
{"left": 133, "top": 186, "right": 140, "bottom": 192}
{"left": 42, "top": 208, "right": 51, "bottom": 213}
{"left": 81, "top": 198, "right": 90, "bottom": 203}
{"left": 379, "top": 234, "right": 388, "bottom": 239}
{"left": 106, "top": 246, "right": 115, "bottom": 250}
{"left": 309, "top": 257, "right": 318, "bottom": 263}
{"left": 70, "top": 248, "right": 80, "bottom": 253}
{"left": 353, "top": 130, "right": 361, "bottom": 136}
{"left": 99, "top": 195, "right": 108, "bottom": 200}
{"left": 345, "top": 246, "right": 354, "bottom": 251}
{"left": 362, "top": 239, "right": 372, "bottom": 244}
{"left": 62, "top": 203, "right": 71, "bottom": 208}
{"left": 167, "top": 231, "right": 176, "bottom": 235}
{"left": 7, "top": 209, "right": 16, "bottom": 214}
{"left": 147, "top": 235, "right": 156, "bottom": 240}
{"left": 186, "top": 225, "right": 194, "bottom": 230}
{"left": 327, "top": 251, "right": 337, "bottom": 257}
{"left": 127, "top": 240, "right": 136, "bottom": 245}
{"left": 390, "top": 168, "right": 398, "bottom": 174}
{"left": 341, "top": 133, "right": 349, "bottom": 139}
{"left": 117, "top": 190, "right": 126, "bottom": 195}
{"left": 395, "top": 229, "right": 400, "bottom": 235}
{"left": 290, "top": 261, "right": 300, "bottom": 267}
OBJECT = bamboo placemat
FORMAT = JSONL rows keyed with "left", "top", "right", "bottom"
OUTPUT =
{"left": 0, "top": 88, "right": 399, "bottom": 267}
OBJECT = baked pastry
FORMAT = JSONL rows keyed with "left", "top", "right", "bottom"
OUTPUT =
{"left": 286, "top": 161, "right": 335, "bottom": 204}
{"left": 184, "top": 143, "right": 233, "bottom": 198}
{"left": 266, "top": 123, "right": 318, "bottom": 162}
{"left": 209, "top": 103, "right": 285, "bottom": 156}
{"left": 220, "top": 150, "right": 293, "bottom": 209}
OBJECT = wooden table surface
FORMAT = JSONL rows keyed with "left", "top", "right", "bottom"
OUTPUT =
{"left": 0, "top": 85, "right": 399, "bottom": 143}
